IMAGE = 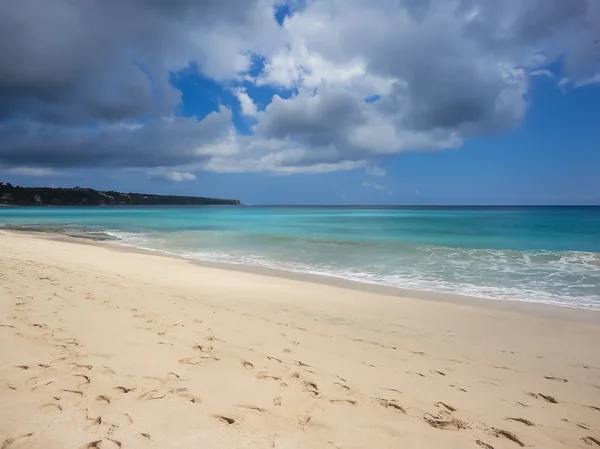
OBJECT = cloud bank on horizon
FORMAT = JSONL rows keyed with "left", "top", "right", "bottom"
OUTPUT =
{"left": 0, "top": 0, "right": 598, "bottom": 180}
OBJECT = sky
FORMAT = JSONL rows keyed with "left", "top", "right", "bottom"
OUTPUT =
{"left": 0, "top": 0, "right": 599, "bottom": 205}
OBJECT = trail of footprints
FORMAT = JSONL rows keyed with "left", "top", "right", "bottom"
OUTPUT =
{"left": 0, "top": 284, "right": 155, "bottom": 448}
{"left": 3, "top": 351, "right": 160, "bottom": 448}
{"left": 4, "top": 323, "right": 596, "bottom": 449}
{"left": 2, "top": 270, "right": 599, "bottom": 449}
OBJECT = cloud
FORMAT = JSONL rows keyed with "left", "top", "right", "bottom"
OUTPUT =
{"left": 0, "top": 0, "right": 280, "bottom": 125}
{"left": 0, "top": 0, "right": 598, "bottom": 175}
{"left": 148, "top": 170, "right": 197, "bottom": 182}
{"left": 0, "top": 108, "right": 232, "bottom": 168}
{"left": 530, "top": 69, "right": 554, "bottom": 78}
{"left": 361, "top": 181, "right": 385, "bottom": 190}
{"left": 235, "top": 88, "right": 258, "bottom": 117}
{"left": 365, "top": 166, "right": 386, "bottom": 177}
{"left": 198, "top": 135, "right": 368, "bottom": 173}
{"left": 574, "top": 73, "right": 600, "bottom": 87}
{"left": 0, "top": 166, "right": 60, "bottom": 176}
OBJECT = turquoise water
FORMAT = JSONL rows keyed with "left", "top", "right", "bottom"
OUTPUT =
{"left": 1, "top": 206, "right": 599, "bottom": 309}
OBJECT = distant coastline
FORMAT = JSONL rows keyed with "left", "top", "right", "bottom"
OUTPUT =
{"left": 0, "top": 182, "right": 240, "bottom": 206}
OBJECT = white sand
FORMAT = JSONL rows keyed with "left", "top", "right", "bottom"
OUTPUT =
{"left": 1, "top": 231, "right": 599, "bottom": 449}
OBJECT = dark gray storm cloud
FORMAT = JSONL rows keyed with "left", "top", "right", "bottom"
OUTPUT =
{"left": 0, "top": 108, "right": 231, "bottom": 168}
{"left": 0, "top": 0, "right": 264, "bottom": 125}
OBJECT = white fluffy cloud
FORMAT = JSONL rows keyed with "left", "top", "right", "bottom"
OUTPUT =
{"left": 361, "top": 181, "right": 385, "bottom": 190}
{"left": 0, "top": 0, "right": 598, "bottom": 176}
{"left": 235, "top": 88, "right": 259, "bottom": 117}
{"left": 148, "top": 171, "right": 197, "bottom": 182}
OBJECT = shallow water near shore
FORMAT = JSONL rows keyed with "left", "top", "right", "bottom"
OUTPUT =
{"left": 1, "top": 205, "right": 599, "bottom": 310}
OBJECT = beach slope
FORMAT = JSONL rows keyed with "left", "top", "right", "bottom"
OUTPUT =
{"left": 0, "top": 231, "right": 599, "bottom": 448}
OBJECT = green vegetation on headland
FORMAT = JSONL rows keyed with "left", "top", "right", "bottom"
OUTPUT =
{"left": 0, "top": 183, "right": 241, "bottom": 206}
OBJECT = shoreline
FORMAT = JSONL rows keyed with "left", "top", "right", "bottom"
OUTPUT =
{"left": 6, "top": 228, "right": 600, "bottom": 322}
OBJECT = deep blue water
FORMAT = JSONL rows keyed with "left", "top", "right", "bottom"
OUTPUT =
{"left": 1, "top": 206, "right": 599, "bottom": 309}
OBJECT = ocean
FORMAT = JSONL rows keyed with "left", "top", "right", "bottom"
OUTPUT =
{"left": 1, "top": 206, "right": 599, "bottom": 310}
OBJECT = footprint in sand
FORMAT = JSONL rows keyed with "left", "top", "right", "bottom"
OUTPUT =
{"left": 380, "top": 387, "right": 402, "bottom": 394}
{"left": 582, "top": 436, "right": 600, "bottom": 447}
{"left": 193, "top": 344, "right": 213, "bottom": 353}
{"left": 114, "top": 413, "right": 134, "bottom": 426}
{"left": 329, "top": 399, "right": 357, "bottom": 405}
{"left": 410, "top": 350, "right": 429, "bottom": 356}
{"left": 297, "top": 412, "right": 311, "bottom": 425}
{"left": 295, "top": 360, "right": 311, "bottom": 368}
{"left": 527, "top": 392, "right": 559, "bottom": 404}
{"left": 62, "top": 389, "right": 84, "bottom": 396}
{"left": 73, "top": 374, "right": 91, "bottom": 387}
{"left": 24, "top": 376, "right": 38, "bottom": 386}
{"left": 435, "top": 402, "right": 457, "bottom": 412}
{"left": 302, "top": 380, "right": 320, "bottom": 397}
{"left": 95, "top": 395, "right": 111, "bottom": 405}
{"left": 334, "top": 382, "right": 350, "bottom": 391}
{"left": 71, "top": 363, "right": 93, "bottom": 372}
{"left": 2, "top": 433, "right": 35, "bottom": 448}
{"left": 138, "top": 389, "right": 167, "bottom": 401}
{"left": 506, "top": 417, "right": 535, "bottom": 427}
{"left": 41, "top": 403, "right": 63, "bottom": 412}
{"left": 212, "top": 415, "right": 235, "bottom": 425}
{"left": 178, "top": 356, "right": 220, "bottom": 366}
{"left": 85, "top": 415, "right": 103, "bottom": 429}
{"left": 423, "top": 413, "right": 468, "bottom": 430}
{"left": 187, "top": 395, "right": 201, "bottom": 404}
{"left": 242, "top": 360, "right": 254, "bottom": 370}
{"left": 113, "top": 386, "right": 136, "bottom": 394}
{"left": 544, "top": 376, "right": 568, "bottom": 383}
{"left": 492, "top": 429, "right": 525, "bottom": 447}
{"left": 81, "top": 438, "right": 122, "bottom": 449}
{"left": 237, "top": 404, "right": 267, "bottom": 413}
{"left": 378, "top": 398, "right": 406, "bottom": 414}
{"left": 256, "top": 372, "right": 281, "bottom": 381}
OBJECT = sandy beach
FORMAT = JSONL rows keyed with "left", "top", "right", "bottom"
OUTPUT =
{"left": 1, "top": 230, "right": 599, "bottom": 449}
